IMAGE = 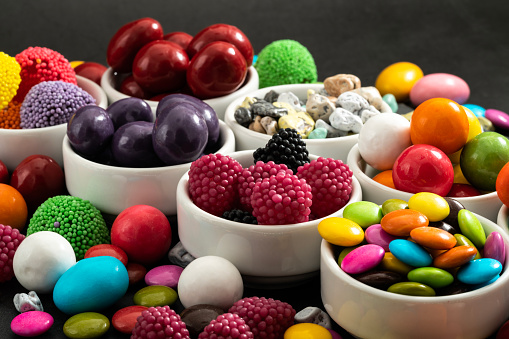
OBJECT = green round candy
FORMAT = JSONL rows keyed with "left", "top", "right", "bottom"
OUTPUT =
{"left": 63, "top": 312, "right": 110, "bottom": 338}
{"left": 454, "top": 234, "right": 482, "bottom": 259}
{"left": 407, "top": 267, "right": 454, "bottom": 289}
{"left": 382, "top": 93, "right": 398, "bottom": 113}
{"left": 460, "top": 132, "right": 509, "bottom": 191}
{"left": 133, "top": 285, "right": 178, "bottom": 307}
{"left": 457, "top": 209, "right": 486, "bottom": 248}
{"left": 387, "top": 282, "right": 436, "bottom": 296}
{"left": 381, "top": 199, "right": 408, "bottom": 216}
{"left": 343, "top": 201, "right": 383, "bottom": 229}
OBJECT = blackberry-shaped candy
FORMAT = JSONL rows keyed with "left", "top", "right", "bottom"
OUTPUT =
{"left": 222, "top": 209, "right": 258, "bottom": 225}
{"left": 0, "top": 224, "right": 25, "bottom": 282}
{"left": 198, "top": 313, "right": 253, "bottom": 339}
{"left": 253, "top": 128, "right": 309, "bottom": 174}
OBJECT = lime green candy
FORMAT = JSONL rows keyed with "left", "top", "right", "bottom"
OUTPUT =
{"left": 318, "top": 217, "right": 364, "bottom": 247}
{"left": 454, "top": 233, "right": 482, "bottom": 259}
{"left": 387, "top": 282, "right": 436, "bottom": 296}
{"left": 134, "top": 285, "right": 178, "bottom": 307}
{"left": 63, "top": 312, "right": 110, "bottom": 338}
{"left": 458, "top": 209, "right": 486, "bottom": 248}
{"left": 381, "top": 199, "right": 408, "bottom": 215}
{"left": 407, "top": 267, "right": 454, "bottom": 289}
{"left": 343, "top": 201, "right": 383, "bottom": 229}
{"left": 408, "top": 192, "right": 450, "bottom": 222}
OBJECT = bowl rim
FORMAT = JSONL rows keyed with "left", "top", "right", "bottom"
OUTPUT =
{"left": 223, "top": 83, "right": 359, "bottom": 144}
{"left": 321, "top": 211, "right": 509, "bottom": 303}
{"left": 176, "top": 149, "right": 363, "bottom": 232}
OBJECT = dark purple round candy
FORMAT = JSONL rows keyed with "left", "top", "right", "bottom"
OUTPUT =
{"left": 152, "top": 102, "right": 208, "bottom": 165}
{"left": 67, "top": 105, "right": 115, "bottom": 156}
{"left": 106, "top": 97, "right": 153, "bottom": 130}
{"left": 111, "top": 121, "right": 163, "bottom": 168}
{"left": 156, "top": 94, "right": 219, "bottom": 146}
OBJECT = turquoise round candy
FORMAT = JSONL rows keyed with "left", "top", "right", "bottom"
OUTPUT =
{"left": 407, "top": 267, "right": 454, "bottom": 289}
{"left": 308, "top": 127, "right": 327, "bottom": 139}
{"left": 382, "top": 93, "right": 398, "bottom": 113}
{"left": 388, "top": 239, "right": 433, "bottom": 267}
{"left": 463, "top": 104, "right": 485, "bottom": 118}
{"left": 457, "top": 209, "right": 486, "bottom": 248}
{"left": 387, "top": 282, "right": 436, "bottom": 296}
{"left": 457, "top": 258, "right": 502, "bottom": 285}
{"left": 343, "top": 201, "right": 383, "bottom": 229}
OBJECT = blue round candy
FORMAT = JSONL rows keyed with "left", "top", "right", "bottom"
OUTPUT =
{"left": 388, "top": 239, "right": 432, "bottom": 267}
{"left": 457, "top": 258, "right": 502, "bottom": 285}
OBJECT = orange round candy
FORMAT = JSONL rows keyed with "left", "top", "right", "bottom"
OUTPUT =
{"left": 372, "top": 170, "right": 396, "bottom": 189}
{"left": 375, "top": 62, "right": 423, "bottom": 102}
{"left": 410, "top": 98, "right": 469, "bottom": 155}
{"left": 496, "top": 161, "right": 509, "bottom": 207}
{"left": 0, "top": 183, "right": 28, "bottom": 230}
{"left": 380, "top": 209, "right": 429, "bottom": 237}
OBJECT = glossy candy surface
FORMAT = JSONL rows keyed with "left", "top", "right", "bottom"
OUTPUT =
{"left": 106, "top": 97, "right": 153, "bottom": 130}
{"left": 342, "top": 201, "right": 383, "bottom": 229}
{"left": 112, "top": 305, "right": 148, "bottom": 334}
{"left": 317, "top": 217, "right": 364, "bottom": 246}
{"left": 374, "top": 62, "right": 423, "bottom": 102}
{"left": 387, "top": 281, "right": 436, "bottom": 296}
{"left": 381, "top": 209, "right": 429, "bottom": 237}
{"left": 284, "top": 323, "right": 333, "bottom": 339}
{"left": 409, "top": 73, "right": 470, "bottom": 106}
{"left": 407, "top": 267, "right": 454, "bottom": 289}
{"left": 410, "top": 227, "right": 456, "bottom": 250}
{"left": 372, "top": 170, "right": 396, "bottom": 189}
{"left": 408, "top": 192, "right": 450, "bottom": 222}
{"left": 381, "top": 198, "right": 408, "bottom": 215}
{"left": 433, "top": 246, "right": 478, "bottom": 269}
{"left": 144, "top": 264, "right": 183, "bottom": 288}
{"left": 484, "top": 232, "right": 506, "bottom": 265}
{"left": 63, "top": 312, "right": 110, "bottom": 338}
{"left": 163, "top": 31, "right": 193, "bottom": 50}
{"left": 389, "top": 239, "right": 433, "bottom": 267}
{"left": 84, "top": 244, "right": 128, "bottom": 266}
{"left": 74, "top": 62, "right": 107, "bottom": 86}
{"left": 496, "top": 161, "right": 509, "bottom": 207}
{"left": 133, "top": 285, "right": 178, "bottom": 307}
{"left": 457, "top": 258, "right": 502, "bottom": 285}
{"left": 341, "top": 244, "right": 385, "bottom": 274}
{"left": 458, "top": 209, "right": 486, "bottom": 248}
{"left": 448, "top": 107, "right": 483, "bottom": 163}
{"left": 11, "top": 311, "right": 53, "bottom": 337}
{"left": 364, "top": 224, "right": 399, "bottom": 251}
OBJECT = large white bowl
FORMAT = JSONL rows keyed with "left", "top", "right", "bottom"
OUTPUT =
{"left": 224, "top": 84, "right": 359, "bottom": 163}
{"left": 63, "top": 120, "right": 235, "bottom": 216}
{"left": 497, "top": 205, "right": 509, "bottom": 234}
{"left": 347, "top": 143, "right": 503, "bottom": 222}
{"left": 176, "top": 150, "right": 362, "bottom": 287}
{"left": 0, "top": 76, "right": 107, "bottom": 171}
{"left": 101, "top": 66, "right": 259, "bottom": 121}
{"left": 321, "top": 213, "right": 509, "bottom": 339}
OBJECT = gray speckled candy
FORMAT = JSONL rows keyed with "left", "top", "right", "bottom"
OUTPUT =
{"left": 315, "top": 119, "right": 348, "bottom": 138}
{"left": 260, "top": 116, "right": 278, "bottom": 135}
{"left": 251, "top": 100, "right": 288, "bottom": 119}
{"left": 360, "top": 105, "right": 381, "bottom": 123}
{"left": 306, "top": 93, "right": 335, "bottom": 122}
{"left": 294, "top": 306, "right": 332, "bottom": 329}
{"left": 168, "top": 242, "right": 195, "bottom": 268}
{"left": 330, "top": 107, "right": 363, "bottom": 133}
{"left": 234, "top": 107, "right": 253, "bottom": 126}
{"left": 14, "top": 291, "right": 43, "bottom": 312}
{"left": 277, "top": 92, "right": 304, "bottom": 112}
{"left": 337, "top": 91, "right": 370, "bottom": 113}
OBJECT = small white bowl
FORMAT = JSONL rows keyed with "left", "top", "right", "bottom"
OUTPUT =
{"left": 100, "top": 66, "right": 259, "bottom": 121}
{"left": 63, "top": 120, "right": 235, "bottom": 216}
{"left": 497, "top": 205, "right": 509, "bottom": 234}
{"left": 0, "top": 76, "right": 107, "bottom": 171}
{"left": 224, "top": 84, "right": 359, "bottom": 163}
{"left": 176, "top": 150, "right": 362, "bottom": 287}
{"left": 347, "top": 143, "right": 503, "bottom": 222}
{"left": 321, "top": 213, "right": 509, "bottom": 339}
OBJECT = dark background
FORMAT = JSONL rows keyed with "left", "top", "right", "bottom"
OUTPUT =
{"left": 1, "top": 0, "right": 509, "bottom": 338}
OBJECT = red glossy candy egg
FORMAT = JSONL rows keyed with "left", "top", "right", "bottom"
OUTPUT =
{"left": 119, "top": 75, "right": 153, "bottom": 100}
{"left": 0, "top": 159, "right": 8, "bottom": 184}
{"left": 127, "top": 262, "right": 147, "bottom": 285}
{"left": 74, "top": 62, "right": 107, "bottom": 86}
{"left": 112, "top": 305, "right": 148, "bottom": 334}
{"left": 84, "top": 244, "right": 129, "bottom": 266}
{"left": 163, "top": 31, "right": 193, "bottom": 50}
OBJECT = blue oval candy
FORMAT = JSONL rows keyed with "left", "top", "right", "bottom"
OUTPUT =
{"left": 388, "top": 239, "right": 432, "bottom": 267}
{"left": 471, "top": 274, "right": 500, "bottom": 290}
{"left": 463, "top": 104, "right": 486, "bottom": 118}
{"left": 457, "top": 258, "right": 502, "bottom": 285}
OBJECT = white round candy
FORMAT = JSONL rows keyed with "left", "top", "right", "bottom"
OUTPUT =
{"left": 178, "top": 256, "right": 243, "bottom": 310}
{"left": 358, "top": 112, "right": 412, "bottom": 171}
{"left": 13, "top": 231, "right": 76, "bottom": 293}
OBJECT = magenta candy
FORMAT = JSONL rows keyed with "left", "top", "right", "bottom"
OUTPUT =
{"left": 365, "top": 224, "right": 399, "bottom": 251}
{"left": 144, "top": 264, "right": 184, "bottom": 288}
{"left": 329, "top": 328, "right": 343, "bottom": 339}
{"left": 341, "top": 244, "right": 385, "bottom": 274}
{"left": 485, "top": 109, "right": 509, "bottom": 130}
{"left": 484, "top": 232, "right": 506, "bottom": 266}
{"left": 11, "top": 311, "right": 53, "bottom": 336}
{"left": 409, "top": 73, "right": 470, "bottom": 106}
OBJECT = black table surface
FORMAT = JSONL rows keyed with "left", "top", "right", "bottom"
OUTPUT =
{"left": 1, "top": 1, "right": 509, "bottom": 338}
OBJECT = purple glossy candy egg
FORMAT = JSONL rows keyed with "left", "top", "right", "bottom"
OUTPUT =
{"left": 485, "top": 109, "right": 509, "bottom": 130}
{"left": 145, "top": 264, "right": 184, "bottom": 288}
{"left": 484, "top": 231, "right": 506, "bottom": 266}
{"left": 111, "top": 121, "right": 163, "bottom": 168}
{"left": 365, "top": 224, "right": 399, "bottom": 252}
{"left": 11, "top": 311, "right": 54, "bottom": 336}
{"left": 106, "top": 97, "right": 154, "bottom": 130}
{"left": 67, "top": 105, "right": 115, "bottom": 156}
{"left": 152, "top": 102, "right": 208, "bottom": 166}
{"left": 341, "top": 244, "right": 385, "bottom": 275}
{"left": 156, "top": 94, "right": 220, "bottom": 146}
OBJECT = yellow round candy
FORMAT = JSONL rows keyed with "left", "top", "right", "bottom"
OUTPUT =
{"left": 284, "top": 323, "right": 332, "bottom": 339}
{"left": 0, "top": 52, "right": 21, "bottom": 109}
{"left": 448, "top": 107, "right": 483, "bottom": 163}
{"left": 70, "top": 60, "right": 84, "bottom": 68}
{"left": 375, "top": 62, "right": 423, "bottom": 102}
{"left": 453, "top": 164, "right": 470, "bottom": 184}
{"left": 407, "top": 192, "right": 450, "bottom": 222}
{"left": 317, "top": 217, "right": 364, "bottom": 247}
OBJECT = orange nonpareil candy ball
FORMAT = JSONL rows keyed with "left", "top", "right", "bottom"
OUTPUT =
{"left": 0, "top": 183, "right": 27, "bottom": 230}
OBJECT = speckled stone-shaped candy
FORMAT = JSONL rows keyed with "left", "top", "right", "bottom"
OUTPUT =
{"left": 306, "top": 93, "right": 335, "bottom": 122}
{"left": 168, "top": 242, "right": 195, "bottom": 268}
{"left": 308, "top": 127, "right": 327, "bottom": 139}
{"left": 278, "top": 111, "right": 315, "bottom": 138}
{"left": 14, "top": 291, "right": 43, "bottom": 312}
{"left": 360, "top": 105, "right": 381, "bottom": 123}
{"left": 329, "top": 108, "right": 363, "bottom": 133}
{"left": 294, "top": 306, "right": 332, "bottom": 329}
{"left": 251, "top": 100, "right": 288, "bottom": 119}
{"left": 315, "top": 119, "right": 348, "bottom": 138}
{"left": 278, "top": 91, "right": 304, "bottom": 111}
{"left": 350, "top": 86, "right": 392, "bottom": 113}
{"left": 249, "top": 115, "right": 266, "bottom": 133}
{"left": 324, "top": 73, "right": 361, "bottom": 97}
{"left": 11, "top": 311, "right": 53, "bottom": 336}
{"left": 63, "top": 312, "right": 110, "bottom": 338}
{"left": 234, "top": 106, "right": 253, "bottom": 126}
{"left": 260, "top": 116, "right": 278, "bottom": 135}
{"left": 337, "top": 91, "right": 369, "bottom": 114}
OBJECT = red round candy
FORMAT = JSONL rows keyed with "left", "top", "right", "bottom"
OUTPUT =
{"left": 447, "top": 183, "right": 481, "bottom": 197}
{"left": 127, "top": 262, "right": 147, "bottom": 285}
{"left": 111, "top": 205, "right": 172, "bottom": 264}
{"left": 392, "top": 144, "right": 454, "bottom": 196}
{"left": 187, "top": 41, "right": 247, "bottom": 99}
{"left": 112, "top": 305, "right": 148, "bottom": 334}
{"left": 163, "top": 31, "right": 193, "bottom": 50}
{"left": 74, "top": 62, "right": 107, "bottom": 86}
{"left": 84, "top": 244, "right": 129, "bottom": 266}
{"left": 0, "top": 159, "right": 8, "bottom": 184}
{"left": 119, "top": 75, "right": 153, "bottom": 99}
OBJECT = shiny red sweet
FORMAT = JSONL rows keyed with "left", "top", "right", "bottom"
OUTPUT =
{"left": 112, "top": 305, "right": 148, "bottom": 334}
{"left": 0, "top": 159, "right": 8, "bottom": 184}
{"left": 447, "top": 183, "right": 481, "bottom": 197}
{"left": 127, "top": 262, "right": 147, "bottom": 285}
{"left": 119, "top": 75, "right": 153, "bottom": 99}
{"left": 187, "top": 23, "right": 253, "bottom": 66}
{"left": 107, "top": 17, "right": 164, "bottom": 73}
{"left": 74, "top": 62, "right": 107, "bottom": 86}
{"left": 84, "top": 244, "right": 129, "bottom": 266}
{"left": 187, "top": 41, "right": 247, "bottom": 99}
{"left": 163, "top": 31, "right": 193, "bottom": 50}
{"left": 133, "top": 40, "right": 189, "bottom": 93}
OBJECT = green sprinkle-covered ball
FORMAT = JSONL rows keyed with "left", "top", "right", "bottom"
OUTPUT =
{"left": 26, "top": 195, "right": 110, "bottom": 260}
{"left": 254, "top": 39, "right": 317, "bottom": 88}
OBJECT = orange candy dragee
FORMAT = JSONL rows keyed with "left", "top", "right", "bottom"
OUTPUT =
{"left": 0, "top": 183, "right": 28, "bottom": 230}
{"left": 0, "top": 101, "right": 21, "bottom": 129}
{"left": 410, "top": 98, "right": 469, "bottom": 155}
{"left": 372, "top": 170, "right": 396, "bottom": 189}
{"left": 410, "top": 226, "right": 457, "bottom": 250}
{"left": 380, "top": 209, "right": 429, "bottom": 237}
{"left": 433, "top": 246, "right": 478, "bottom": 270}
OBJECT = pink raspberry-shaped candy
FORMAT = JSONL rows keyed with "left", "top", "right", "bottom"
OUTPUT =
{"left": 198, "top": 313, "right": 254, "bottom": 339}
{"left": 0, "top": 224, "right": 25, "bottom": 283}
{"left": 238, "top": 161, "right": 292, "bottom": 212}
{"left": 229, "top": 297, "right": 296, "bottom": 339}
{"left": 188, "top": 154, "right": 243, "bottom": 216}
{"left": 131, "top": 305, "right": 190, "bottom": 339}
{"left": 250, "top": 171, "right": 312, "bottom": 225}
{"left": 297, "top": 157, "right": 353, "bottom": 218}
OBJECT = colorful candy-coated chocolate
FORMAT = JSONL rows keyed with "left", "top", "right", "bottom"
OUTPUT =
{"left": 485, "top": 108, "right": 509, "bottom": 130}
{"left": 457, "top": 209, "right": 486, "bottom": 248}
{"left": 144, "top": 264, "right": 184, "bottom": 288}
{"left": 454, "top": 234, "right": 481, "bottom": 259}
{"left": 112, "top": 305, "right": 148, "bottom": 334}
{"left": 84, "top": 244, "right": 128, "bottom": 266}
{"left": 381, "top": 209, "right": 429, "bottom": 237}
{"left": 429, "top": 220, "right": 457, "bottom": 235}
{"left": 408, "top": 192, "right": 450, "bottom": 222}
{"left": 448, "top": 107, "right": 483, "bottom": 164}
{"left": 365, "top": 224, "right": 399, "bottom": 251}
{"left": 410, "top": 227, "right": 456, "bottom": 250}
{"left": 457, "top": 258, "right": 502, "bottom": 285}
{"left": 442, "top": 197, "right": 465, "bottom": 232}
{"left": 380, "top": 252, "right": 414, "bottom": 275}
{"left": 381, "top": 199, "right": 408, "bottom": 215}
{"left": 407, "top": 267, "right": 454, "bottom": 289}
{"left": 342, "top": 201, "right": 383, "bottom": 229}
{"left": 409, "top": 73, "right": 470, "bottom": 106}
{"left": 127, "top": 262, "right": 147, "bottom": 284}
{"left": 284, "top": 323, "right": 333, "bottom": 339}
{"left": 471, "top": 274, "right": 500, "bottom": 290}
{"left": 355, "top": 270, "right": 403, "bottom": 290}
{"left": 387, "top": 281, "right": 436, "bottom": 296}
{"left": 483, "top": 232, "right": 506, "bottom": 266}
{"left": 463, "top": 104, "right": 486, "bottom": 118}
{"left": 389, "top": 239, "right": 433, "bottom": 267}
{"left": 133, "top": 285, "right": 178, "bottom": 307}
{"left": 63, "top": 312, "right": 110, "bottom": 339}
{"left": 11, "top": 311, "right": 53, "bottom": 337}
{"left": 318, "top": 217, "right": 364, "bottom": 247}
{"left": 338, "top": 246, "right": 359, "bottom": 266}
{"left": 374, "top": 61, "right": 424, "bottom": 102}
{"left": 341, "top": 244, "right": 385, "bottom": 275}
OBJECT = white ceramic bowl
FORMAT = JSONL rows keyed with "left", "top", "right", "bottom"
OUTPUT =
{"left": 0, "top": 76, "right": 107, "bottom": 171}
{"left": 63, "top": 120, "right": 235, "bottom": 216}
{"left": 224, "top": 84, "right": 359, "bottom": 163}
{"left": 321, "top": 213, "right": 509, "bottom": 339}
{"left": 497, "top": 205, "right": 509, "bottom": 234}
{"left": 100, "top": 66, "right": 259, "bottom": 121}
{"left": 176, "top": 150, "right": 362, "bottom": 287}
{"left": 347, "top": 143, "right": 503, "bottom": 222}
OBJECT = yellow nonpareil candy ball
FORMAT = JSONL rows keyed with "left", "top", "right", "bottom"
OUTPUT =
{"left": 0, "top": 52, "right": 21, "bottom": 109}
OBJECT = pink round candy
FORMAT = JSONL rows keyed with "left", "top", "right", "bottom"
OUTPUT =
{"left": 365, "top": 224, "right": 400, "bottom": 252}
{"left": 11, "top": 311, "right": 53, "bottom": 336}
{"left": 484, "top": 232, "right": 506, "bottom": 266}
{"left": 341, "top": 244, "right": 385, "bottom": 275}
{"left": 409, "top": 73, "right": 470, "bottom": 106}
{"left": 485, "top": 109, "right": 509, "bottom": 130}
{"left": 144, "top": 264, "right": 184, "bottom": 288}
